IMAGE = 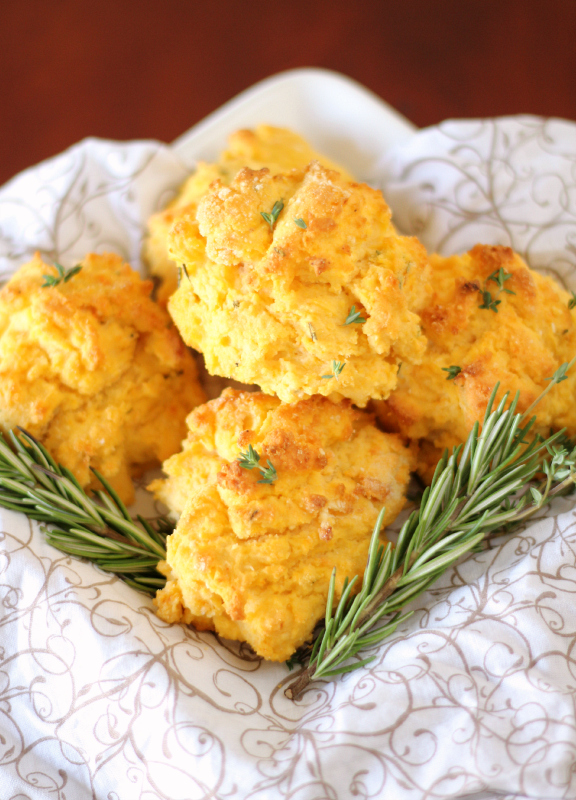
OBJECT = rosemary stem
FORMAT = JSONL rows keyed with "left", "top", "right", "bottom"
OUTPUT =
{"left": 285, "top": 374, "right": 576, "bottom": 701}
{"left": 521, "top": 353, "right": 576, "bottom": 421}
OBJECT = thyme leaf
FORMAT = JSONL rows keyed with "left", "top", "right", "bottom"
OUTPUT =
{"left": 257, "top": 461, "right": 277, "bottom": 485}
{"left": 261, "top": 200, "right": 284, "bottom": 230}
{"left": 42, "top": 262, "right": 82, "bottom": 288}
{"left": 238, "top": 444, "right": 260, "bottom": 470}
{"left": 478, "top": 267, "right": 514, "bottom": 312}
{"left": 487, "top": 267, "right": 515, "bottom": 295}
{"left": 344, "top": 305, "right": 366, "bottom": 325}
{"left": 322, "top": 360, "right": 346, "bottom": 380}
{"left": 478, "top": 290, "right": 501, "bottom": 312}
{"left": 238, "top": 445, "right": 277, "bottom": 484}
{"left": 442, "top": 365, "right": 462, "bottom": 380}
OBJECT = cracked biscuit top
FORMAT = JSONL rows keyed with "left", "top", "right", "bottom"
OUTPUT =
{"left": 143, "top": 125, "right": 352, "bottom": 303}
{"left": 0, "top": 252, "right": 205, "bottom": 503}
{"left": 167, "top": 161, "right": 430, "bottom": 406}
{"left": 373, "top": 244, "right": 576, "bottom": 479}
{"left": 152, "top": 388, "right": 414, "bottom": 661}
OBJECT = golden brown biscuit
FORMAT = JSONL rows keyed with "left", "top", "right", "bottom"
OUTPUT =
{"left": 144, "top": 125, "right": 352, "bottom": 303}
{"left": 373, "top": 245, "right": 576, "bottom": 479}
{"left": 152, "top": 389, "right": 414, "bottom": 661}
{"left": 167, "top": 161, "right": 430, "bottom": 407}
{"left": 0, "top": 252, "right": 206, "bottom": 503}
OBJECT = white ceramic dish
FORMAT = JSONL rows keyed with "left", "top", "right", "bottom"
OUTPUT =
{"left": 172, "top": 67, "right": 416, "bottom": 180}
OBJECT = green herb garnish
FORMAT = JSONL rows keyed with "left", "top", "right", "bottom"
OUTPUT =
{"left": 238, "top": 444, "right": 260, "bottom": 470}
{"left": 238, "top": 445, "right": 277, "bottom": 484}
{"left": 478, "top": 267, "right": 515, "bottom": 312}
{"left": 0, "top": 429, "right": 169, "bottom": 594}
{"left": 487, "top": 267, "right": 515, "bottom": 294}
{"left": 478, "top": 290, "right": 501, "bottom": 313}
{"left": 322, "top": 360, "right": 346, "bottom": 380}
{"left": 257, "top": 461, "right": 277, "bottom": 485}
{"left": 294, "top": 218, "right": 307, "bottom": 229}
{"left": 285, "top": 358, "right": 576, "bottom": 700}
{"left": 261, "top": 200, "right": 284, "bottom": 230}
{"left": 286, "top": 650, "right": 307, "bottom": 671}
{"left": 42, "top": 262, "right": 82, "bottom": 288}
{"left": 442, "top": 365, "right": 462, "bottom": 380}
{"left": 344, "top": 305, "right": 366, "bottom": 325}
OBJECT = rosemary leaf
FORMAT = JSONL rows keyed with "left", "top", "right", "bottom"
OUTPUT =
{"left": 0, "top": 429, "right": 170, "bottom": 595}
{"left": 285, "top": 379, "right": 576, "bottom": 701}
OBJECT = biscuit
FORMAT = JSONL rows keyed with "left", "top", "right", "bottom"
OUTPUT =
{"left": 152, "top": 389, "right": 414, "bottom": 661}
{"left": 168, "top": 161, "right": 430, "bottom": 406}
{"left": 144, "top": 125, "right": 352, "bottom": 303}
{"left": 373, "top": 245, "right": 576, "bottom": 479}
{"left": 0, "top": 252, "right": 205, "bottom": 503}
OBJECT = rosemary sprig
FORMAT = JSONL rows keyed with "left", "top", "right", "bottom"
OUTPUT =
{"left": 285, "top": 362, "right": 576, "bottom": 700}
{"left": 42, "top": 262, "right": 82, "bottom": 287}
{"left": 0, "top": 429, "right": 169, "bottom": 594}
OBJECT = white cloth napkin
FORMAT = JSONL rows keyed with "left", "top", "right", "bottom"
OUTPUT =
{"left": 0, "top": 137, "right": 188, "bottom": 284}
{"left": 2, "top": 119, "right": 576, "bottom": 800}
{"left": 375, "top": 115, "right": 576, "bottom": 291}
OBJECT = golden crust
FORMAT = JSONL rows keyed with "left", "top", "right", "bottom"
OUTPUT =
{"left": 373, "top": 245, "right": 576, "bottom": 479}
{"left": 143, "top": 162, "right": 224, "bottom": 304}
{"left": 0, "top": 252, "right": 206, "bottom": 503}
{"left": 143, "top": 125, "right": 352, "bottom": 303}
{"left": 152, "top": 389, "right": 414, "bottom": 661}
{"left": 167, "top": 161, "right": 430, "bottom": 406}
{"left": 220, "top": 125, "right": 353, "bottom": 180}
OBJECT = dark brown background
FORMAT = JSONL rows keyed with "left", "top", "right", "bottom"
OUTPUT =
{"left": 1, "top": 0, "right": 575, "bottom": 188}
